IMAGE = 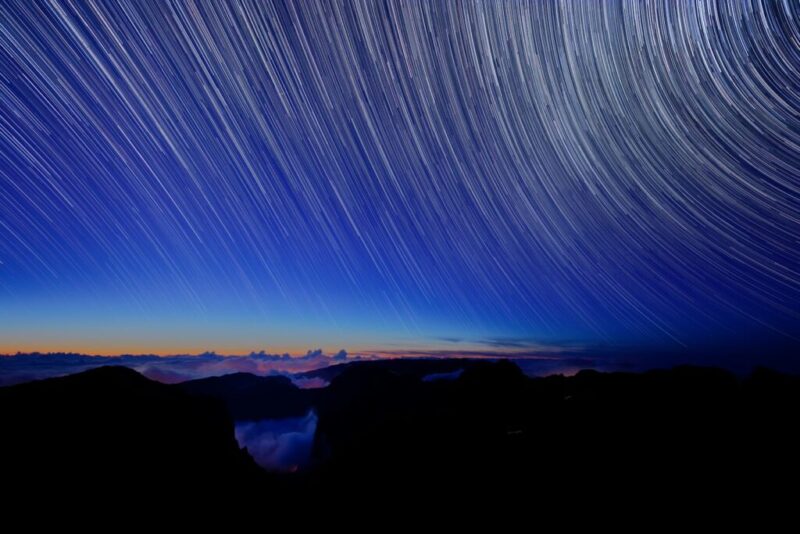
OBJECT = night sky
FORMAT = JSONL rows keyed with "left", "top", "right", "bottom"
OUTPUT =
{"left": 1, "top": 1, "right": 798, "bottom": 364}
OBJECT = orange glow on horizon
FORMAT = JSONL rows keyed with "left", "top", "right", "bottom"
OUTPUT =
{"left": 0, "top": 342, "right": 312, "bottom": 357}
{"left": 0, "top": 338, "right": 561, "bottom": 358}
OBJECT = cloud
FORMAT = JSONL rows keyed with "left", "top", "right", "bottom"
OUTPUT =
{"left": 479, "top": 337, "right": 539, "bottom": 349}
{"left": 234, "top": 411, "right": 318, "bottom": 472}
{"left": 0, "top": 350, "right": 362, "bottom": 386}
{"left": 0, "top": 344, "right": 648, "bottom": 386}
{"left": 290, "top": 376, "right": 329, "bottom": 389}
{"left": 303, "top": 349, "right": 323, "bottom": 359}
{"left": 422, "top": 369, "right": 464, "bottom": 382}
{"left": 432, "top": 335, "right": 591, "bottom": 352}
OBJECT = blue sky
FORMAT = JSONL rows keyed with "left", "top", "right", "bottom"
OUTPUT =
{"left": 1, "top": 1, "right": 798, "bottom": 362}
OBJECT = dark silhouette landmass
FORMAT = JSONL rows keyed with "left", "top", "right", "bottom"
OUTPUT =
{"left": 0, "top": 366, "right": 268, "bottom": 499}
{"left": 298, "top": 356, "right": 483, "bottom": 382}
{"left": 179, "top": 372, "right": 310, "bottom": 420}
{"left": 2, "top": 359, "right": 799, "bottom": 508}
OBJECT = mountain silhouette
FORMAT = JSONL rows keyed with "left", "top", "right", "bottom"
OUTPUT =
{"left": 2, "top": 359, "right": 799, "bottom": 509}
{"left": 0, "top": 366, "right": 268, "bottom": 500}
{"left": 179, "top": 372, "right": 310, "bottom": 420}
{"left": 299, "top": 357, "right": 488, "bottom": 382}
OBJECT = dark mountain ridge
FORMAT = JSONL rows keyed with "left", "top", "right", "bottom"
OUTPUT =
{"left": 0, "top": 366, "right": 267, "bottom": 499}
{"left": 179, "top": 372, "right": 310, "bottom": 420}
{"left": 3, "top": 360, "right": 799, "bottom": 507}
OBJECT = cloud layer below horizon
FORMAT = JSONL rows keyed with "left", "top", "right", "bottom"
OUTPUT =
{"left": 0, "top": 350, "right": 352, "bottom": 387}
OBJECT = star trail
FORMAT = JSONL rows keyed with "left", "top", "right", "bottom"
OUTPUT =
{"left": 1, "top": 1, "right": 798, "bottom": 360}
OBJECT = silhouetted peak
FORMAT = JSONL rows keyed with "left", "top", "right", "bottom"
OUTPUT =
{"left": 749, "top": 366, "right": 790, "bottom": 383}
{"left": 179, "top": 370, "right": 308, "bottom": 420}
{"left": 668, "top": 365, "right": 737, "bottom": 382}
{"left": 458, "top": 359, "right": 525, "bottom": 387}
{"left": 182, "top": 372, "right": 295, "bottom": 391}
{"left": 745, "top": 366, "right": 800, "bottom": 401}
{"left": 78, "top": 364, "right": 148, "bottom": 381}
{"left": 1, "top": 363, "right": 263, "bottom": 497}
{"left": 574, "top": 368, "right": 602, "bottom": 379}
{"left": 328, "top": 365, "right": 403, "bottom": 391}
{"left": 4, "top": 365, "right": 156, "bottom": 396}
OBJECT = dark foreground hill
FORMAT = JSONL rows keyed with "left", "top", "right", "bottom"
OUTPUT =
{"left": 306, "top": 362, "right": 800, "bottom": 505}
{"left": 3, "top": 360, "right": 800, "bottom": 510}
{"left": 0, "top": 366, "right": 269, "bottom": 499}
{"left": 298, "top": 357, "right": 484, "bottom": 382}
{"left": 179, "top": 372, "right": 310, "bottom": 420}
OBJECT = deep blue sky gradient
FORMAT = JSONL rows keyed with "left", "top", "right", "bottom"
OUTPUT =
{"left": 1, "top": 1, "right": 798, "bottom": 361}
